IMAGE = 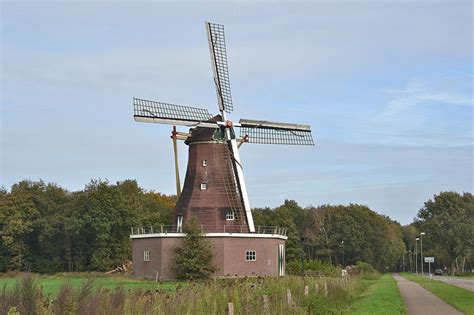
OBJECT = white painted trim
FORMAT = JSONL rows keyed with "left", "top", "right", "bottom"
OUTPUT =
{"left": 176, "top": 216, "right": 183, "bottom": 233}
{"left": 143, "top": 250, "right": 150, "bottom": 262}
{"left": 134, "top": 116, "right": 218, "bottom": 129}
{"left": 229, "top": 138, "right": 255, "bottom": 232}
{"left": 225, "top": 210, "right": 235, "bottom": 221}
{"left": 130, "top": 233, "right": 287, "bottom": 240}
{"left": 245, "top": 250, "right": 256, "bottom": 261}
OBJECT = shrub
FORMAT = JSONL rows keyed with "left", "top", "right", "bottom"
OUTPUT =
{"left": 286, "top": 259, "right": 339, "bottom": 277}
{"left": 356, "top": 261, "right": 375, "bottom": 274}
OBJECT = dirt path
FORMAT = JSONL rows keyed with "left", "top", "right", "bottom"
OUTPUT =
{"left": 393, "top": 274, "right": 462, "bottom": 315}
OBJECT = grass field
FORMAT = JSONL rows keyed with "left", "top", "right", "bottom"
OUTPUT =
{"left": 347, "top": 274, "right": 405, "bottom": 315}
{"left": 401, "top": 273, "right": 474, "bottom": 315}
{"left": 0, "top": 273, "right": 380, "bottom": 314}
{"left": 0, "top": 273, "right": 175, "bottom": 296}
{"left": 1, "top": 272, "right": 415, "bottom": 314}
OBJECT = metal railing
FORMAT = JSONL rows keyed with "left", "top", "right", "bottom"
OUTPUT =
{"left": 130, "top": 225, "right": 287, "bottom": 236}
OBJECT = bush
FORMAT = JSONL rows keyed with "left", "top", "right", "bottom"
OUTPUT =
{"left": 356, "top": 261, "right": 375, "bottom": 274}
{"left": 286, "top": 259, "right": 339, "bottom": 277}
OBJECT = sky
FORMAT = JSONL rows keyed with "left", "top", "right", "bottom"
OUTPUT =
{"left": 1, "top": 1, "right": 472, "bottom": 224}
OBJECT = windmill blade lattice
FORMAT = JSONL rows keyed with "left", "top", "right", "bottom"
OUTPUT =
{"left": 133, "top": 97, "right": 214, "bottom": 126}
{"left": 238, "top": 119, "right": 315, "bottom": 145}
{"left": 206, "top": 22, "right": 233, "bottom": 114}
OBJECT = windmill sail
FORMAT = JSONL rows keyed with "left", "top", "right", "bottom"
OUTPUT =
{"left": 238, "top": 119, "right": 314, "bottom": 145}
{"left": 133, "top": 97, "right": 217, "bottom": 128}
{"left": 206, "top": 22, "right": 233, "bottom": 114}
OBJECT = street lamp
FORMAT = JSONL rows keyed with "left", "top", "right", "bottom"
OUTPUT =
{"left": 415, "top": 238, "right": 419, "bottom": 274}
{"left": 420, "top": 232, "right": 426, "bottom": 276}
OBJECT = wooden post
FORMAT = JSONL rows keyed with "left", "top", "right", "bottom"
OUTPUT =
{"left": 263, "top": 295, "right": 269, "bottom": 311}
{"left": 286, "top": 289, "right": 292, "bottom": 306}
{"left": 171, "top": 126, "right": 181, "bottom": 198}
{"left": 315, "top": 283, "right": 319, "bottom": 293}
{"left": 304, "top": 285, "right": 309, "bottom": 296}
{"left": 155, "top": 272, "right": 159, "bottom": 282}
{"left": 324, "top": 282, "right": 328, "bottom": 296}
{"left": 227, "top": 302, "right": 234, "bottom": 315}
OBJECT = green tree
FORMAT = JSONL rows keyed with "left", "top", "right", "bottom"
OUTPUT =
{"left": 302, "top": 204, "right": 404, "bottom": 271}
{"left": 172, "top": 219, "right": 216, "bottom": 280}
{"left": 0, "top": 179, "right": 177, "bottom": 273}
{"left": 253, "top": 200, "right": 304, "bottom": 262}
{"left": 415, "top": 191, "right": 474, "bottom": 275}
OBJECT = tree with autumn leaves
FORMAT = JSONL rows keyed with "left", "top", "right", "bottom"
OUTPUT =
{"left": 1, "top": 179, "right": 472, "bottom": 274}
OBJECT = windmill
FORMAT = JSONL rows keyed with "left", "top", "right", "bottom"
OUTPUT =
{"left": 133, "top": 22, "right": 314, "bottom": 235}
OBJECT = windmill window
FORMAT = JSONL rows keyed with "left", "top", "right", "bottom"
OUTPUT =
{"left": 202, "top": 159, "right": 208, "bottom": 166}
{"left": 226, "top": 211, "right": 235, "bottom": 221}
{"left": 245, "top": 250, "right": 256, "bottom": 261}
{"left": 144, "top": 251, "right": 150, "bottom": 262}
{"left": 200, "top": 183, "right": 208, "bottom": 190}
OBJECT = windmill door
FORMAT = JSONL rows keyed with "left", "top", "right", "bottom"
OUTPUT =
{"left": 278, "top": 244, "right": 285, "bottom": 276}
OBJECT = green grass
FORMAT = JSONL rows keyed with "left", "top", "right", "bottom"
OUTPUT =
{"left": 347, "top": 274, "right": 405, "bottom": 315}
{"left": 0, "top": 273, "right": 176, "bottom": 296}
{"left": 401, "top": 273, "right": 474, "bottom": 315}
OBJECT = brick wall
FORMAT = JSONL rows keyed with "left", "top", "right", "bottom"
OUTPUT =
{"left": 132, "top": 235, "right": 285, "bottom": 279}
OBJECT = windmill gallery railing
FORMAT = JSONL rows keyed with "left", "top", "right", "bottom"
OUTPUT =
{"left": 130, "top": 225, "right": 288, "bottom": 237}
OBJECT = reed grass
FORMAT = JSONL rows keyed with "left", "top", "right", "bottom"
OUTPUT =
{"left": 0, "top": 274, "right": 375, "bottom": 314}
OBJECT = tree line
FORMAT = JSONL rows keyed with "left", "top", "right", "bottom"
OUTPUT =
{"left": 0, "top": 179, "right": 472, "bottom": 274}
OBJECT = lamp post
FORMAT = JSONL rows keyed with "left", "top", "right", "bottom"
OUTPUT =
{"left": 415, "top": 238, "right": 419, "bottom": 274}
{"left": 420, "top": 232, "right": 426, "bottom": 277}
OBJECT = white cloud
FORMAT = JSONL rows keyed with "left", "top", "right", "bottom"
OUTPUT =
{"left": 384, "top": 74, "right": 474, "bottom": 115}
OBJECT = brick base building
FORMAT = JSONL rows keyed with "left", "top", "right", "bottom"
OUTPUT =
{"left": 131, "top": 230, "right": 287, "bottom": 279}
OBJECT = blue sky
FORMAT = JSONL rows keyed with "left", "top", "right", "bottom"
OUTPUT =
{"left": 1, "top": 1, "right": 472, "bottom": 224}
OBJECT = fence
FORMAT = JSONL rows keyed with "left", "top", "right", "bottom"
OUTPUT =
{"left": 130, "top": 225, "right": 288, "bottom": 236}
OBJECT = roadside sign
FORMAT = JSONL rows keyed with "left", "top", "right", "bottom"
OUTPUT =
{"left": 425, "top": 257, "right": 434, "bottom": 263}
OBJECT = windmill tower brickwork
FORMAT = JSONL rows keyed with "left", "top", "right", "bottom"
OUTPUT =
{"left": 174, "top": 122, "right": 250, "bottom": 232}
{"left": 130, "top": 22, "right": 314, "bottom": 279}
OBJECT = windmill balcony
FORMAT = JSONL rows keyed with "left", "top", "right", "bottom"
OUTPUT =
{"left": 130, "top": 225, "right": 288, "bottom": 237}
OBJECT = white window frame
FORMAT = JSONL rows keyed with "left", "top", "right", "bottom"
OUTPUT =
{"left": 144, "top": 250, "right": 150, "bottom": 262}
{"left": 245, "top": 250, "right": 256, "bottom": 261}
{"left": 225, "top": 211, "right": 235, "bottom": 221}
{"left": 200, "top": 182, "right": 208, "bottom": 190}
{"left": 202, "top": 159, "right": 208, "bottom": 166}
{"left": 177, "top": 215, "right": 183, "bottom": 233}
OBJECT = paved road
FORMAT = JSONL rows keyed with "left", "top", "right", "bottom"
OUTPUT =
{"left": 393, "top": 274, "right": 461, "bottom": 315}
{"left": 428, "top": 275, "right": 474, "bottom": 292}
